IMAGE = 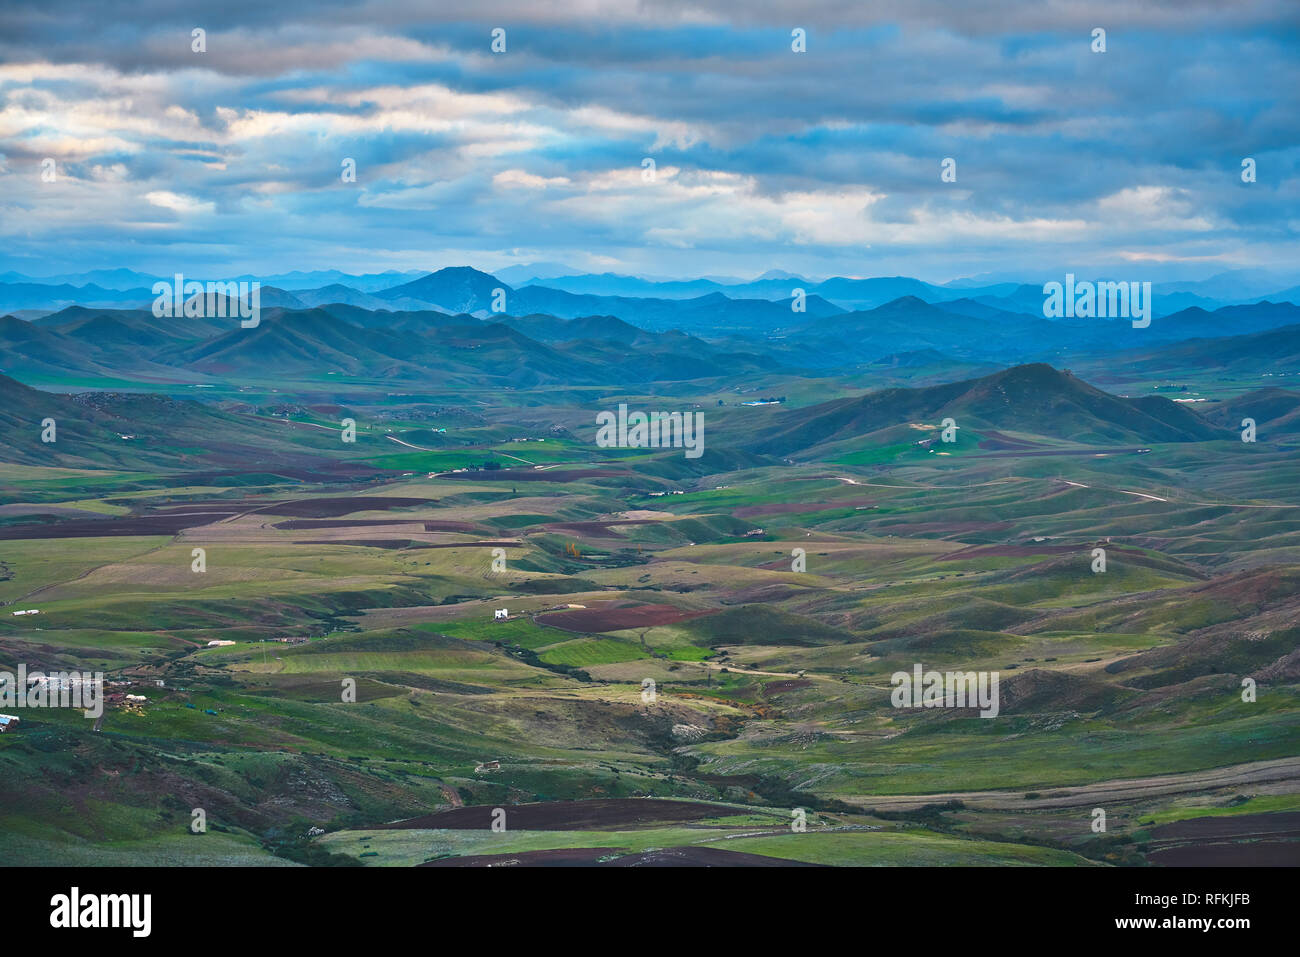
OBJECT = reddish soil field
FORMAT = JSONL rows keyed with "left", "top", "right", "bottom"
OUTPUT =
{"left": 1149, "top": 812, "right": 1300, "bottom": 841}
{"left": 260, "top": 496, "right": 433, "bottom": 517}
{"left": 1148, "top": 841, "right": 1299, "bottom": 866}
{"left": 0, "top": 509, "right": 247, "bottom": 539}
{"left": 538, "top": 602, "right": 713, "bottom": 632}
{"left": 602, "top": 846, "right": 824, "bottom": 867}
{"left": 377, "top": 798, "right": 752, "bottom": 831}
{"left": 0, "top": 499, "right": 451, "bottom": 542}
{"left": 278, "top": 518, "right": 481, "bottom": 532}
{"left": 273, "top": 519, "right": 431, "bottom": 530}
{"left": 294, "top": 539, "right": 519, "bottom": 550}
{"left": 0, "top": 494, "right": 408, "bottom": 539}
{"left": 762, "top": 679, "right": 813, "bottom": 697}
{"left": 1145, "top": 813, "right": 1300, "bottom": 866}
{"left": 420, "top": 845, "right": 824, "bottom": 867}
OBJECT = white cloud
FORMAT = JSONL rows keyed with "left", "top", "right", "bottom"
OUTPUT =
{"left": 493, "top": 169, "right": 572, "bottom": 189}
{"left": 145, "top": 190, "right": 214, "bottom": 214}
{"left": 1097, "top": 186, "right": 1214, "bottom": 232}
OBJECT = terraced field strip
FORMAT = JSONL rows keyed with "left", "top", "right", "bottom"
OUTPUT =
{"left": 843, "top": 756, "right": 1300, "bottom": 811}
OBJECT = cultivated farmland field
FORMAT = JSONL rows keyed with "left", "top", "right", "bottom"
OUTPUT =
{"left": 3, "top": 350, "right": 1298, "bottom": 870}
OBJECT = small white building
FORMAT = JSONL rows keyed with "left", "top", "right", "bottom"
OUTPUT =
{"left": 206, "top": 639, "right": 237, "bottom": 647}
{"left": 493, "top": 609, "right": 508, "bottom": 620}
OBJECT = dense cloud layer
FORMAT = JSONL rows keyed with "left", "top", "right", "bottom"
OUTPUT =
{"left": 1, "top": 0, "right": 1297, "bottom": 281}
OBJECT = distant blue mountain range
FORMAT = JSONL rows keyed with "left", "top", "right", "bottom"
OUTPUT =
{"left": 2, "top": 266, "right": 1297, "bottom": 338}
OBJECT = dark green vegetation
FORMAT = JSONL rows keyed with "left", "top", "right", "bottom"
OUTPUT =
{"left": 2, "top": 279, "right": 1298, "bottom": 866}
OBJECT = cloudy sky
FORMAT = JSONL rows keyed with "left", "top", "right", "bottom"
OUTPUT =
{"left": 1, "top": 0, "right": 1297, "bottom": 282}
